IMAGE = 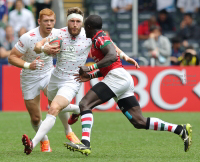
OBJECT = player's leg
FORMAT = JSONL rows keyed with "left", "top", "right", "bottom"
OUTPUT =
{"left": 117, "top": 95, "right": 192, "bottom": 152}
{"left": 65, "top": 82, "right": 116, "bottom": 155}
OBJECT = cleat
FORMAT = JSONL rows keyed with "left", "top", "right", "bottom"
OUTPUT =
{"left": 40, "top": 140, "right": 52, "bottom": 152}
{"left": 22, "top": 134, "right": 33, "bottom": 155}
{"left": 66, "top": 132, "right": 80, "bottom": 144}
{"left": 68, "top": 113, "right": 80, "bottom": 125}
{"left": 181, "top": 124, "right": 192, "bottom": 152}
{"left": 64, "top": 142, "right": 91, "bottom": 155}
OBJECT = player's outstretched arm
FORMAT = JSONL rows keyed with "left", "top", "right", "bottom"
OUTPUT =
{"left": 8, "top": 47, "right": 44, "bottom": 70}
{"left": 113, "top": 43, "right": 140, "bottom": 69}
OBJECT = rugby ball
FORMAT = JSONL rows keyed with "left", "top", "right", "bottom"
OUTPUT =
{"left": 49, "top": 36, "right": 63, "bottom": 48}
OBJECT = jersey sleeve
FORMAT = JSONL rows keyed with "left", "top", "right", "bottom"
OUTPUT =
{"left": 95, "top": 36, "right": 112, "bottom": 49}
{"left": 15, "top": 33, "right": 29, "bottom": 54}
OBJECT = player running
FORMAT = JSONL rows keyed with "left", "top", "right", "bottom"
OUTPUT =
{"left": 8, "top": 8, "right": 80, "bottom": 154}
{"left": 64, "top": 15, "right": 192, "bottom": 156}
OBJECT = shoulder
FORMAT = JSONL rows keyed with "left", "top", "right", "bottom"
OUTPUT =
{"left": 9, "top": 10, "right": 16, "bottom": 16}
{"left": 22, "top": 8, "right": 32, "bottom": 14}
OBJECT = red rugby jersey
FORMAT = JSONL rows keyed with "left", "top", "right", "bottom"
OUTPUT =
{"left": 89, "top": 30, "right": 122, "bottom": 77}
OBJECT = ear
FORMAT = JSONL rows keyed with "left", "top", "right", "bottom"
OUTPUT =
{"left": 38, "top": 19, "right": 40, "bottom": 25}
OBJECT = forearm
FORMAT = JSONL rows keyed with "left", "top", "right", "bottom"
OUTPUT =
{"left": 8, "top": 54, "right": 27, "bottom": 68}
{"left": 96, "top": 53, "right": 117, "bottom": 68}
{"left": 0, "top": 48, "right": 10, "bottom": 58}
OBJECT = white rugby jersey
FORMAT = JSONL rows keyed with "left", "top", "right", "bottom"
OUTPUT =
{"left": 52, "top": 27, "right": 92, "bottom": 80}
{"left": 15, "top": 26, "right": 55, "bottom": 75}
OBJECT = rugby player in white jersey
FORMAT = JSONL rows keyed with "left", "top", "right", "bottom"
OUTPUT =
{"left": 8, "top": 8, "right": 80, "bottom": 154}
{"left": 21, "top": 7, "right": 140, "bottom": 155}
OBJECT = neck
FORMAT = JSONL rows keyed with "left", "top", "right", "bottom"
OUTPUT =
{"left": 90, "top": 29, "right": 101, "bottom": 38}
{"left": 39, "top": 27, "right": 50, "bottom": 38}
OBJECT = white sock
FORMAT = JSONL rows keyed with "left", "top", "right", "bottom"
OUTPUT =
{"left": 148, "top": 117, "right": 177, "bottom": 132}
{"left": 61, "top": 104, "right": 80, "bottom": 114}
{"left": 32, "top": 114, "right": 56, "bottom": 148}
{"left": 31, "top": 120, "right": 49, "bottom": 142}
{"left": 58, "top": 111, "right": 72, "bottom": 135}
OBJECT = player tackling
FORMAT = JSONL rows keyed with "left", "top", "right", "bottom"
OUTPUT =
{"left": 8, "top": 8, "right": 81, "bottom": 154}
{"left": 64, "top": 15, "right": 192, "bottom": 156}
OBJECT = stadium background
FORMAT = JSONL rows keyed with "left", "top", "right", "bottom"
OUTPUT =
{"left": 0, "top": 1, "right": 200, "bottom": 161}
{"left": 0, "top": 0, "right": 199, "bottom": 111}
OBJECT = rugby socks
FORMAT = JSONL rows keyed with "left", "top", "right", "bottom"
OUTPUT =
{"left": 81, "top": 110, "right": 93, "bottom": 147}
{"left": 32, "top": 114, "right": 56, "bottom": 148}
{"left": 58, "top": 111, "right": 72, "bottom": 135}
{"left": 31, "top": 120, "right": 49, "bottom": 142}
{"left": 146, "top": 117, "right": 183, "bottom": 135}
{"left": 61, "top": 104, "right": 80, "bottom": 114}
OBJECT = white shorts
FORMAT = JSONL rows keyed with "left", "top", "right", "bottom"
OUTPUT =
{"left": 47, "top": 74, "right": 81, "bottom": 102}
{"left": 20, "top": 69, "right": 53, "bottom": 100}
{"left": 101, "top": 68, "right": 134, "bottom": 102}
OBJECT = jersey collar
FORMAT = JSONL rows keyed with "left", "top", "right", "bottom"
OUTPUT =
{"left": 92, "top": 30, "right": 103, "bottom": 41}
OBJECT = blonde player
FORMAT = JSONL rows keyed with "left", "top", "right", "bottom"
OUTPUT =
{"left": 8, "top": 8, "right": 80, "bottom": 153}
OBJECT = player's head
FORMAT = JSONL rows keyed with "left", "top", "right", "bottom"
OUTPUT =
{"left": 67, "top": 7, "right": 84, "bottom": 37}
{"left": 38, "top": 8, "right": 56, "bottom": 35}
{"left": 84, "top": 15, "right": 102, "bottom": 38}
{"left": 15, "top": 0, "right": 24, "bottom": 11}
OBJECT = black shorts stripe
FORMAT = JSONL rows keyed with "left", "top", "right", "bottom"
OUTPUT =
{"left": 91, "top": 82, "right": 116, "bottom": 103}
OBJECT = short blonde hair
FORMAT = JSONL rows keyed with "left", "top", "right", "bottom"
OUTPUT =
{"left": 39, "top": 8, "right": 56, "bottom": 20}
{"left": 67, "top": 7, "right": 84, "bottom": 17}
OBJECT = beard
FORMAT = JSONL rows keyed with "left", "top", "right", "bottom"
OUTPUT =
{"left": 68, "top": 26, "right": 81, "bottom": 37}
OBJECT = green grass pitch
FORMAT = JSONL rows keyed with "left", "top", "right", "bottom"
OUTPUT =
{"left": 0, "top": 112, "right": 199, "bottom": 162}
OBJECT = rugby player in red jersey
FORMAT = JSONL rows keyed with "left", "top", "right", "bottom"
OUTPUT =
{"left": 64, "top": 15, "right": 192, "bottom": 156}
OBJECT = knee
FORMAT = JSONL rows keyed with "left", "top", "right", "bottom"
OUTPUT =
{"left": 79, "top": 99, "right": 89, "bottom": 112}
{"left": 31, "top": 115, "right": 41, "bottom": 125}
{"left": 48, "top": 103, "right": 60, "bottom": 116}
{"left": 131, "top": 117, "right": 147, "bottom": 129}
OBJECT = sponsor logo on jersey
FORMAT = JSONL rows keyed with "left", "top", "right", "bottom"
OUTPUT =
{"left": 18, "top": 40, "right": 24, "bottom": 47}
{"left": 65, "top": 45, "right": 76, "bottom": 53}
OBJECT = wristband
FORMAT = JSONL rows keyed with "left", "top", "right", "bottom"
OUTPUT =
{"left": 89, "top": 71, "right": 99, "bottom": 79}
{"left": 119, "top": 51, "right": 126, "bottom": 59}
{"left": 24, "top": 62, "right": 31, "bottom": 69}
{"left": 88, "top": 63, "right": 98, "bottom": 71}
{"left": 41, "top": 45, "right": 45, "bottom": 52}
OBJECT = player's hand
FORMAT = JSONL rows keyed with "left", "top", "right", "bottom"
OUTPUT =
{"left": 78, "top": 66, "right": 90, "bottom": 75}
{"left": 29, "top": 56, "right": 44, "bottom": 70}
{"left": 74, "top": 73, "right": 91, "bottom": 82}
{"left": 43, "top": 44, "right": 60, "bottom": 56}
{"left": 123, "top": 56, "right": 140, "bottom": 69}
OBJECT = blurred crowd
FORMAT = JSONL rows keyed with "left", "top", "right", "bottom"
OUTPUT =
{"left": 0, "top": 0, "right": 200, "bottom": 66}
{"left": 0, "top": 0, "right": 52, "bottom": 65}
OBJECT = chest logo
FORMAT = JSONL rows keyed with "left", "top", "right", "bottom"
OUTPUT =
{"left": 65, "top": 46, "right": 76, "bottom": 53}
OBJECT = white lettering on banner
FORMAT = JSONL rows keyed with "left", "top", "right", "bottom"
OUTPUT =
{"left": 128, "top": 70, "right": 149, "bottom": 108}
{"left": 151, "top": 69, "right": 187, "bottom": 110}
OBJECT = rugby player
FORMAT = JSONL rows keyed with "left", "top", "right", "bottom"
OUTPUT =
{"left": 64, "top": 15, "right": 192, "bottom": 156}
